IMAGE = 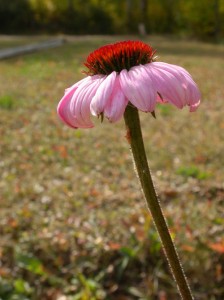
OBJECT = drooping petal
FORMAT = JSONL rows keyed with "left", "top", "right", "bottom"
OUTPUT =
{"left": 69, "top": 75, "right": 104, "bottom": 128}
{"left": 104, "top": 77, "right": 128, "bottom": 122}
{"left": 144, "top": 63, "right": 185, "bottom": 109}
{"left": 155, "top": 63, "right": 201, "bottom": 111}
{"left": 144, "top": 62, "right": 200, "bottom": 111}
{"left": 174, "top": 65, "right": 201, "bottom": 111}
{"left": 57, "top": 77, "right": 89, "bottom": 128}
{"left": 119, "top": 65, "right": 157, "bottom": 112}
{"left": 90, "top": 71, "right": 117, "bottom": 117}
{"left": 57, "top": 76, "right": 104, "bottom": 128}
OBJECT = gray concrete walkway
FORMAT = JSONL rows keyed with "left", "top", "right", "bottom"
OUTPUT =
{"left": 0, "top": 38, "right": 65, "bottom": 59}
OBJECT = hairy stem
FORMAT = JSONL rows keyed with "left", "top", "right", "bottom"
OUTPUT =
{"left": 123, "top": 105, "right": 194, "bottom": 300}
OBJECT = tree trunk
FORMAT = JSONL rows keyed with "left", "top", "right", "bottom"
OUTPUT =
{"left": 214, "top": 0, "right": 220, "bottom": 41}
{"left": 126, "top": 0, "right": 132, "bottom": 32}
{"left": 139, "top": 0, "right": 148, "bottom": 35}
{"left": 67, "top": 0, "right": 73, "bottom": 11}
{"left": 140, "top": 0, "right": 148, "bottom": 23}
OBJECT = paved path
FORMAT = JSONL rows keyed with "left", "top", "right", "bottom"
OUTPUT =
{"left": 0, "top": 38, "right": 65, "bottom": 60}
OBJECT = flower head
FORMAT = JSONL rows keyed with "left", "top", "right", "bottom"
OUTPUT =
{"left": 57, "top": 40, "right": 200, "bottom": 129}
{"left": 84, "top": 41, "right": 155, "bottom": 75}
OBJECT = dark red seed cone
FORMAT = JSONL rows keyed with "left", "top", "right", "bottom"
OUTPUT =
{"left": 84, "top": 41, "right": 156, "bottom": 75}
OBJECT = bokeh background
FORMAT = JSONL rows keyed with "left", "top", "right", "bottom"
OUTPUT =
{"left": 0, "top": 1, "right": 224, "bottom": 300}
{"left": 0, "top": 0, "right": 224, "bottom": 40}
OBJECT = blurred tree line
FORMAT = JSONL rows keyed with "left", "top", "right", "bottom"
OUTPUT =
{"left": 0, "top": 0, "right": 223, "bottom": 40}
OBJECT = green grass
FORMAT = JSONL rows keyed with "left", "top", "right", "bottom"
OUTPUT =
{"left": 176, "top": 165, "right": 211, "bottom": 180}
{"left": 0, "top": 35, "right": 224, "bottom": 300}
{"left": 0, "top": 95, "right": 15, "bottom": 109}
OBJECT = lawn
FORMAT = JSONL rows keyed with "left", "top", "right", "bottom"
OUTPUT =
{"left": 0, "top": 35, "right": 223, "bottom": 300}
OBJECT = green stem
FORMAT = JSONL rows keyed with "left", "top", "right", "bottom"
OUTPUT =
{"left": 123, "top": 105, "right": 194, "bottom": 300}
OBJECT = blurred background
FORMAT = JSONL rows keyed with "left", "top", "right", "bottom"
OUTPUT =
{"left": 0, "top": 1, "right": 224, "bottom": 300}
{"left": 0, "top": 0, "right": 224, "bottom": 41}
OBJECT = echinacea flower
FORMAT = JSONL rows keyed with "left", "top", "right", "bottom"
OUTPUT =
{"left": 56, "top": 40, "right": 200, "bottom": 299}
{"left": 57, "top": 40, "right": 200, "bottom": 129}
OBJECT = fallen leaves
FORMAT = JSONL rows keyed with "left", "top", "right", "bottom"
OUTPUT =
{"left": 209, "top": 242, "right": 224, "bottom": 254}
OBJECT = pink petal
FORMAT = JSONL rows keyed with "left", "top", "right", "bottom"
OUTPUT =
{"left": 145, "top": 62, "right": 200, "bottom": 111}
{"left": 156, "top": 63, "right": 201, "bottom": 110}
{"left": 144, "top": 63, "right": 185, "bottom": 109}
{"left": 57, "top": 76, "right": 103, "bottom": 129}
{"left": 69, "top": 75, "right": 104, "bottom": 128}
{"left": 104, "top": 77, "right": 128, "bottom": 122}
{"left": 90, "top": 71, "right": 117, "bottom": 117}
{"left": 57, "top": 78, "right": 88, "bottom": 128}
{"left": 175, "top": 66, "right": 201, "bottom": 111}
{"left": 119, "top": 65, "right": 157, "bottom": 112}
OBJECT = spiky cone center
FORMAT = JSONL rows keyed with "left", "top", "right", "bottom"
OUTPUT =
{"left": 84, "top": 40, "right": 156, "bottom": 75}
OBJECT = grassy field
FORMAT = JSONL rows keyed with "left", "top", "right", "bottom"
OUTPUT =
{"left": 0, "top": 35, "right": 223, "bottom": 300}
